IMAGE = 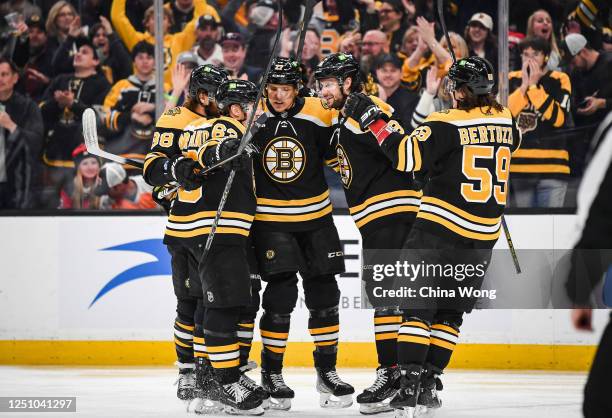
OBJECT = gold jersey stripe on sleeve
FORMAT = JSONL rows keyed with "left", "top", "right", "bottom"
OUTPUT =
{"left": 510, "top": 164, "right": 571, "bottom": 174}
{"left": 512, "top": 149, "right": 569, "bottom": 160}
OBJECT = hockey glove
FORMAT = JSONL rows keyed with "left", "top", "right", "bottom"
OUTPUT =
{"left": 152, "top": 185, "right": 176, "bottom": 215}
{"left": 163, "top": 155, "right": 203, "bottom": 191}
{"left": 203, "top": 138, "right": 252, "bottom": 172}
{"left": 343, "top": 92, "right": 382, "bottom": 131}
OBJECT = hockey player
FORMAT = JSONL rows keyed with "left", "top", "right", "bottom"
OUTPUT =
{"left": 142, "top": 64, "right": 228, "bottom": 409}
{"left": 313, "top": 52, "right": 421, "bottom": 415}
{"left": 344, "top": 56, "right": 521, "bottom": 417}
{"left": 250, "top": 56, "right": 354, "bottom": 410}
{"left": 174, "top": 79, "right": 265, "bottom": 415}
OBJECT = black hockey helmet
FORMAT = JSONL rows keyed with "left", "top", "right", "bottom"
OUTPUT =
{"left": 216, "top": 79, "right": 259, "bottom": 111}
{"left": 447, "top": 56, "right": 495, "bottom": 96}
{"left": 314, "top": 52, "right": 360, "bottom": 83}
{"left": 266, "top": 57, "right": 302, "bottom": 86}
{"left": 188, "top": 64, "right": 230, "bottom": 100}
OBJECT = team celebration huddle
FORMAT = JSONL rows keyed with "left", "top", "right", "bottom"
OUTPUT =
{"left": 134, "top": 15, "right": 518, "bottom": 414}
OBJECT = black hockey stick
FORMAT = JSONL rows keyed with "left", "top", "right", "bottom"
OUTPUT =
{"left": 436, "top": 0, "right": 521, "bottom": 273}
{"left": 82, "top": 108, "right": 144, "bottom": 169}
{"left": 201, "top": 0, "right": 284, "bottom": 259}
{"left": 295, "top": 0, "right": 317, "bottom": 61}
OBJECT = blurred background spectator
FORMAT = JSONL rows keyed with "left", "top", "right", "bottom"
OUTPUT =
{"left": 221, "top": 32, "right": 262, "bottom": 81}
{"left": 59, "top": 143, "right": 101, "bottom": 209}
{"left": 464, "top": 12, "right": 498, "bottom": 72}
{"left": 508, "top": 36, "right": 572, "bottom": 208}
{"left": 0, "top": 57, "right": 43, "bottom": 209}
{"left": 193, "top": 13, "right": 222, "bottom": 65}
{"left": 95, "top": 162, "right": 155, "bottom": 209}
{"left": 374, "top": 53, "right": 418, "bottom": 127}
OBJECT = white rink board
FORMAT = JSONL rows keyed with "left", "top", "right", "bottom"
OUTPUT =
{"left": 0, "top": 215, "right": 608, "bottom": 344}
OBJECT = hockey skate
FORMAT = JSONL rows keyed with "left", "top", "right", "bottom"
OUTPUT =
{"left": 187, "top": 359, "right": 223, "bottom": 414}
{"left": 239, "top": 363, "right": 270, "bottom": 409}
{"left": 357, "top": 366, "right": 400, "bottom": 415}
{"left": 175, "top": 366, "right": 196, "bottom": 401}
{"left": 315, "top": 367, "right": 355, "bottom": 408}
{"left": 220, "top": 380, "right": 265, "bottom": 416}
{"left": 261, "top": 369, "right": 294, "bottom": 410}
{"left": 390, "top": 365, "right": 421, "bottom": 418}
{"left": 416, "top": 365, "right": 443, "bottom": 417}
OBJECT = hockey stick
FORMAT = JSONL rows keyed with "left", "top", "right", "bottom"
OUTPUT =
{"left": 436, "top": 0, "right": 521, "bottom": 273}
{"left": 295, "top": 0, "right": 317, "bottom": 61}
{"left": 82, "top": 108, "right": 144, "bottom": 169}
{"left": 201, "top": 0, "right": 284, "bottom": 259}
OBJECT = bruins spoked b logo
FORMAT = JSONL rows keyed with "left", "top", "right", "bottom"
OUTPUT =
{"left": 263, "top": 136, "right": 306, "bottom": 182}
{"left": 336, "top": 145, "right": 352, "bottom": 188}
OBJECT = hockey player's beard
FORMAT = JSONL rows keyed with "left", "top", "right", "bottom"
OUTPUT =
{"left": 320, "top": 94, "right": 345, "bottom": 110}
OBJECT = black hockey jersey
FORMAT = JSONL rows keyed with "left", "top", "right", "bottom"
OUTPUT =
{"left": 381, "top": 107, "right": 521, "bottom": 246}
{"left": 162, "top": 116, "right": 256, "bottom": 246}
{"left": 252, "top": 97, "right": 336, "bottom": 232}
{"left": 329, "top": 95, "right": 421, "bottom": 238}
{"left": 508, "top": 70, "right": 571, "bottom": 178}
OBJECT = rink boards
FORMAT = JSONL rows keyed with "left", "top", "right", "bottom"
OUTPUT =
{"left": 0, "top": 214, "right": 606, "bottom": 370}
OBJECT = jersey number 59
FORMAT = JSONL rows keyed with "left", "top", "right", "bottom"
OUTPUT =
{"left": 461, "top": 145, "right": 511, "bottom": 205}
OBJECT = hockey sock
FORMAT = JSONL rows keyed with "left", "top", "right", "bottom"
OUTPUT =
{"left": 397, "top": 317, "right": 431, "bottom": 366}
{"left": 426, "top": 322, "right": 460, "bottom": 370}
{"left": 237, "top": 318, "right": 255, "bottom": 368}
{"left": 308, "top": 305, "right": 339, "bottom": 369}
{"left": 193, "top": 324, "right": 208, "bottom": 361}
{"left": 204, "top": 307, "right": 241, "bottom": 384}
{"left": 374, "top": 308, "right": 401, "bottom": 367}
{"left": 174, "top": 317, "right": 195, "bottom": 365}
{"left": 259, "top": 311, "right": 291, "bottom": 371}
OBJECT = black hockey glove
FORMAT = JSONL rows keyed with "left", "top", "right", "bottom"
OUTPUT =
{"left": 343, "top": 92, "right": 382, "bottom": 131}
{"left": 163, "top": 155, "right": 203, "bottom": 191}
{"left": 152, "top": 185, "right": 176, "bottom": 215}
{"left": 204, "top": 138, "right": 252, "bottom": 172}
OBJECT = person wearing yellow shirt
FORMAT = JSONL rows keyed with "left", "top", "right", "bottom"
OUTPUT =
{"left": 111, "top": 0, "right": 220, "bottom": 84}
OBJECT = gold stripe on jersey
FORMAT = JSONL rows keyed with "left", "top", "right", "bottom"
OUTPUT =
{"left": 510, "top": 164, "right": 571, "bottom": 174}
{"left": 396, "top": 134, "right": 422, "bottom": 172}
{"left": 510, "top": 148, "right": 571, "bottom": 174}
{"left": 417, "top": 196, "right": 502, "bottom": 241}
{"left": 255, "top": 190, "right": 333, "bottom": 223}
{"left": 292, "top": 97, "right": 334, "bottom": 127}
{"left": 425, "top": 107, "right": 514, "bottom": 125}
{"left": 143, "top": 151, "right": 166, "bottom": 173}
{"left": 512, "top": 149, "right": 569, "bottom": 160}
{"left": 349, "top": 190, "right": 422, "bottom": 229}
{"left": 166, "top": 210, "right": 255, "bottom": 238}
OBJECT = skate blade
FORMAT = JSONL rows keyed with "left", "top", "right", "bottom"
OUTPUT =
{"left": 267, "top": 397, "right": 291, "bottom": 411}
{"left": 394, "top": 406, "right": 416, "bottom": 418}
{"left": 319, "top": 393, "right": 353, "bottom": 409}
{"left": 223, "top": 405, "right": 265, "bottom": 416}
{"left": 359, "top": 399, "right": 393, "bottom": 415}
{"left": 187, "top": 398, "right": 223, "bottom": 415}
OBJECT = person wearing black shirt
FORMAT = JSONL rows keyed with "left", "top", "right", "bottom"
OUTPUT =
{"left": 375, "top": 54, "right": 419, "bottom": 128}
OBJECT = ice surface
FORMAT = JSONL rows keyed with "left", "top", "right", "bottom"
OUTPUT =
{"left": 0, "top": 366, "right": 585, "bottom": 417}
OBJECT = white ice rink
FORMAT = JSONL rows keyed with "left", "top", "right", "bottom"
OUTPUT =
{"left": 0, "top": 366, "right": 586, "bottom": 417}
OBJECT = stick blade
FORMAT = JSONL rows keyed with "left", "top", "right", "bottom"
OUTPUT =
{"left": 82, "top": 108, "right": 99, "bottom": 153}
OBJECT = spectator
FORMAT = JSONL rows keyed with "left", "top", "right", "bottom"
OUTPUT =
{"left": 526, "top": 9, "right": 561, "bottom": 70}
{"left": 377, "top": 0, "right": 409, "bottom": 54}
{"left": 59, "top": 143, "right": 101, "bottom": 209}
{"left": 193, "top": 14, "right": 223, "bottom": 66}
{"left": 409, "top": 66, "right": 452, "bottom": 128}
{"left": 40, "top": 36, "right": 110, "bottom": 208}
{"left": 245, "top": 0, "right": 284, "bottom": 69}
{"left": 221, "top": 32, "right": 262, "bottom": 82}
{"left": 94, "top": 162, "right": 155, "bottom": 210}
{"left": 401, "top": 16, "right": 451, "bottom": 92}
{"left": 163, "top": 60, "right": 194, "bottom": 111}
{"left": 13, "top": 14, "right": 54, "bottom": 102}
{"left": 89, "top": 17, "right": 132, "bottom": 84}
{"left": 562, "top": 33, "right": 612, "bottom": 129}
{"left": 103, "top": 41, "right": 162, "bottom": 165}
{"left": 464, "top": 12, "right": 498, "bottom": 72}
{"left": 0, "top": 57, "right": 43, "bottom": 209}
{"left": 508, "top": 36, "right": 572, "bottom": 208}
{"left": 300, "top": 28, "right": 321, "bottom": 79}
{"left": 111, "top": 0, "right": 215, "bottom": 84}
{"left": 166, "top": 0, "right": 199, "bottom": 34}
{"left": 338, "top": 31, "right": 362, "bottom": 61}
{"left": 51, "top": 15, "right": 132, "bottom": 83}
{"left": 78, "top": 0, "right": 112, "bottom": 28}
{"left": 374, "top": 53, "right": 419, "bottom": 127}
{"left": 397, "top": 25, "right": 419, "bottom": 60}
{"left": 439, "top": 31, "right": 469, "bottom": 61}
{"left": 313, "top": 0, "right": 355, "bottom": 56}
{"left": 44, "top": 1, "right": 77, "bottom": 51}
{"left": 360, "top": 29, "right": 389, "bottom": 76}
